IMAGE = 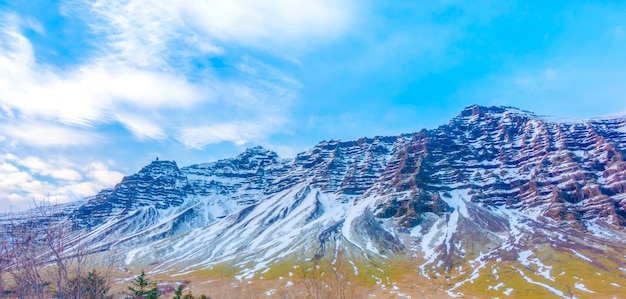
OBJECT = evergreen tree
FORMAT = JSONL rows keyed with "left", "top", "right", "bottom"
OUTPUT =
{"left": 128, "top": 270, "right": 159, "bottom": 299}
{"left": 172, "top": 285, "right": 183, "bottom": 299}
{"left": 171, "top": 284, "right": 210, "bottom": 299}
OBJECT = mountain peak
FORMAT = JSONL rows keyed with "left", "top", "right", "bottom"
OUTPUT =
{"left": 458, "top": 105, "right": 533, "bottom": 118}
{"left": 142, "top": 159, "right": 179, "bottom": 171}
{"left": 134, "top": 159, "right": 181, "bottom": 181}
{"left": 448, "top": 105, "right": 539, "bottom": 130}
{"left": 238, "top": 145, "right": 276, "bottom": 157}
{"left": 236, "top": 146, "right": 279, "bottom": 162}
{"left": 225, "top": 146, "right": 281, "bottom": 170}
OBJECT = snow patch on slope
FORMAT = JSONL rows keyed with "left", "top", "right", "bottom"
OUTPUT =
{"left": 574, "top": 282, "right": 594, "bottom": 293}
{"left": 514, "top": 268, "right": 567, "bottom": 298}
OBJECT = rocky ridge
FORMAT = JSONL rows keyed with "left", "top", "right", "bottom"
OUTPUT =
{"left": 3, "top": 105, "right": 626, "bottom": 298}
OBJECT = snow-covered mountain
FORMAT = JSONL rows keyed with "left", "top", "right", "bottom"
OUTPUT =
{"left": 4, "top": 105, "right": 626, "bottom": 298}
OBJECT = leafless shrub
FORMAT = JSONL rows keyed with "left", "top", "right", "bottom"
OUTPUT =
{"left": 2, "top": 212, "right": 48, "bottom": 299}
{"left": 0, "top": 200, "right": 115, "bottom": 298}
{"left": 294, "top": 248, "right": 356, "bottom": 299}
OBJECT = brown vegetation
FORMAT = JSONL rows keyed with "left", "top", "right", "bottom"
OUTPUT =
{"left": 0, "top": 202, "right": 454, "bottom": 299}
{"left": 0, "top": 201, "right": 114, "bottom": 299}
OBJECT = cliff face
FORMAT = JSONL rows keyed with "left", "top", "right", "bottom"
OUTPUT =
{"left": 372, "top": 105, "right": 626, "bottom": 228}
{"left": 5, "top": 105, "right": 626, "bottom": 297}
{"left": 72, "top": 105, "right": 626, "bottom": 240}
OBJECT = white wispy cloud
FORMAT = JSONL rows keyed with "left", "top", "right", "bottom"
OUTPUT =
{"left": 177, "top": 121, "right": 267, "bottom": 149}
{"left": 14, "top": 156, "right": 82, "bottom": 181}
{"left": 86, "top": 161, "right": 125, "bottom": 186}
{"left": 0, "top": 25, "right": 202, "bottom": 126}
{"left": 2, "top": 0, "right": 353, "bottom": 149}
{"left": 175, "top": 0, "right": 352, "bottom": 47}
{"left": 114, "top": 113, "right": 167, "bottom": 141}
{"left": 0, "top": 0, "right": 354, "bottom": 211}
{"left": 0, "top": 153, "right": 124, "bottom": 212}
{"left": 0, "top": 122, "right": 100, "bottom": 147}
{"left": 88, "top": 0, "right": 352, "bottom": 64}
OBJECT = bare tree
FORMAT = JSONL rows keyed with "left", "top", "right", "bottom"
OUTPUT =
{"left": 3, "top": 212, "right": 48, "bottom": 299}
{"left": 0, "top": 227, "right": 8, "bottom": 296}
{"left": 38, "top": 202, "right": 73, "bottom": 298}
{"left": 0, "top": 199, "right": 114, "bottom": 298}
{"left": 295, "top": 247, "right": 356, "bottom": 299}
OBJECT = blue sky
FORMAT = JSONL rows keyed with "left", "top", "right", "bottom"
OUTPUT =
{"left": 1, "top": 0, "right": 626, "bottom": 212}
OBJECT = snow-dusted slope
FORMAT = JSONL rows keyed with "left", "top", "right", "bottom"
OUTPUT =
{"left": 4, "top": 105, "right": 626, "bottom": 297}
